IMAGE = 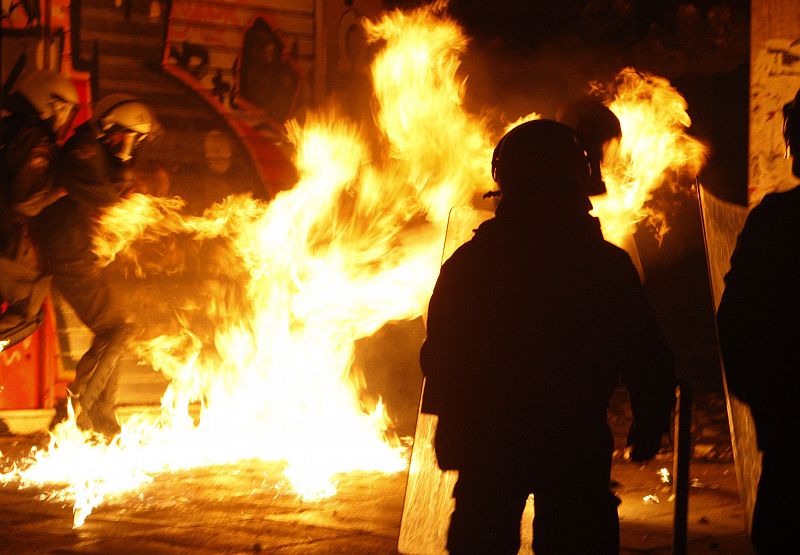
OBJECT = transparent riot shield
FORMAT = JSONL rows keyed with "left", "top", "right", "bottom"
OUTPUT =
{"left": 397, "top": 206, "right": 492, "bottom": 555}
{"left": 696, "top": 185, "right": 759, "bottom": 532}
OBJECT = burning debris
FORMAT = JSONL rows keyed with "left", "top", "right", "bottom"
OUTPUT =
{"left": 1, "top": 2, "right": 706, "bottom": 528}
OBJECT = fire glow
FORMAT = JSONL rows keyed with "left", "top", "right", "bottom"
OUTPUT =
{"left": 0, "top": 2, "right": 705, "bottom": 528}
{"left": 592, "top": 69, "right": 707, "bottom": 243}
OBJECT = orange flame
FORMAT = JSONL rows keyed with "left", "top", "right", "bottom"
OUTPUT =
{"left": 594, "top": 68, "right": 707, "bottom": 246}
{"left": 1, "top": 3, "right": 705, "bottom": 528}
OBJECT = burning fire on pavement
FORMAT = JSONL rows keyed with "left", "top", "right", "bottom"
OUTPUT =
{"left": 0, "top": 2, "right": 705, "bottom": 528}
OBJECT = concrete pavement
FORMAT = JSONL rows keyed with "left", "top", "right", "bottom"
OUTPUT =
{"left": 0, "top": 387, "right": 754, "bottom": 554}
{"left": 0, "top": 433, "right": 752, "bottom": 554}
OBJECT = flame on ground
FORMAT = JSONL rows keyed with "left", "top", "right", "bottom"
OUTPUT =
{"left": 0, "top": 2, "right": 705, "bottom": 527}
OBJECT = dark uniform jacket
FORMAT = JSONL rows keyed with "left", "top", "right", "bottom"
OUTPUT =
{"left": 0, "top": 98, "right": 62, "bottom": 331}
{"left": 31, "top": 121, "right": 123, "bottom": 272}
{"left": 0, "top": 100, "right": 60, "bottom": 255}
{"left": 718, "top": 186, "right": 800, "bottom": 451}
{"left": 30, "top": 121, "right": 130, "bottom": 335}
{"left": 421, "top": 203, "right": 675, "bottom": 470}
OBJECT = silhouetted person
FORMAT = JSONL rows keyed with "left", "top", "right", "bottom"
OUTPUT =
{"left": 32, "top": 94, "right": 158, "bottom": 437}
{"left": 718, "top": 88, "right": 800, "bottom": 554}
{"left": 421, "top": 119, "right": 676, "bottom": 554}
{"left": 1, "top": 70, "right": 78, "bottom": 338}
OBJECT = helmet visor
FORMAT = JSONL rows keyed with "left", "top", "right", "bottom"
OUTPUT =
{"left": 105, "top": 129, "right": 149, "bottom": 162}
{"left": 50, "top": 98, "right": 80, "bottom": 141}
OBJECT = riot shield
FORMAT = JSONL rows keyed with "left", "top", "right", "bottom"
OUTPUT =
{"left": 696, "top": 185, "right": 759, "bottom": 532}
{"left": 397, "top": 206, "right": 502, "bottom": 554}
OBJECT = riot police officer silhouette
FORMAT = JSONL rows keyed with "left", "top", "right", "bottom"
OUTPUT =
{"left": 718, "top": 88, "right": 800, "bottom": 554}
{"left": 421, "top": 119, "right": 676, "bottom": 554}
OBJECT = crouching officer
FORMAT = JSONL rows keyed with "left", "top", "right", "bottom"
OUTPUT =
{"left": 1, "top": 70, "right": 79, "bottom": 338}
{"left": 32, "top": 94, "right": 158, "bottom": 437}
{"left": 420, "top": 120, "right": 676, "bottom": 554}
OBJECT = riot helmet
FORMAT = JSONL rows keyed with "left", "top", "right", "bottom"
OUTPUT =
{"left": 93, "top": 94, "right": 159, "bottom": 163}
{"left": 783, "top": 88, "right": 800, "bottom": 177}
{"left": 556, "top": 96, "right": 621, "bottom": 196}
{"left": 491, "top": 119, "right": 592, "bottom": 203}
{"left": 14, "top": 70, "right": 80, "bottom": 140}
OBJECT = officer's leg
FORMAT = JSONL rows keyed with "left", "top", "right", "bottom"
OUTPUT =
{"left": 68, "top": 327, "right": 131, "bottom": 437}
{"left": 447, "top": 467, "right": 529, "bottom": 555}
{"left": 531, "top": 432, "right": 619, "bottom": 555}
{"left": 752, "top": 448, "right": 800, "bottom": 554}
{"left": 54, "top": 269, "right": 121, "bottom": 340}
{"left": 88, "top": 367, "right": 121, "bottom": 437}
{"left": 80, "top": 325, "right": 133, "bottom": 402}
{"left": 531, "top": 486, "right": 620, "bottom": 555}
{"left": 67, "top": 335, "right": 111, "bottom": 431}
{"left": 68, "top": 335, "right": 110, "bottom": 398}
{"left": 55, "top": 271, "right": 131, "bottom": 432}
{"left": 54, "top": 269, "right": 110, "bottom": 406}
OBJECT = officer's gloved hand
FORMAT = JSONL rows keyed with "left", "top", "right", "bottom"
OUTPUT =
{"left": 626, "top": 423, "right": 665, "bottom": 462}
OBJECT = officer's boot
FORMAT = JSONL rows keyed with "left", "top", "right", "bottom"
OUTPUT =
{"left": 88, "top": 402, "right": 121, "bottom": 438}
{"left": 67, "top": 390, "right": 94, "bottom": 432}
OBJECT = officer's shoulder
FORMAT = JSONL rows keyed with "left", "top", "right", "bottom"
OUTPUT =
{"left": 441, "top": 239, "right": 477, "bottom": 269}
{"left": 440, "top": 218, "right": 496, "bottom": 264}
{"left": 756, "top": 185, "right": 800, "bottom": 213}
{"left": 598, "top": 239, "right": 631, "bottom": 262}
{"left": 593, "top": 240, "right": 639, "bottom": 280}
{"left": 742, "top": 185, "right": 800, "bottom": 234}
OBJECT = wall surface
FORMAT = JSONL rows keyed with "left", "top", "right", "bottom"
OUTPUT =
{"left": 749, "top": 0, "right": 800, "bottom": 204}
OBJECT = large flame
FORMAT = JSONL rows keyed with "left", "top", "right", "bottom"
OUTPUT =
{"left": 1, "top": 2, "right": 705, "bottom": 528}
{"left": 592, "top": 69, "right": 707, "bottom": 245}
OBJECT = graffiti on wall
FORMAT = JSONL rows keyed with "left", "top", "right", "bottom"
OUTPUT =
{"left": 1, "top": 0, "right": 94, "bottom": 139}
{"left": 2, "top": 0, "right": 65, "bottom": 77}
{"left": 2, "top": 0, "right": 43, "bottom": 28}
{"left": 166, "top": 1, "right": 313, "bottom": 124}
{"left": 750, "top": 37, "right": 800, "bottom": 204}
{"left": 764, "top": 39, "right": 800, "bottom": 77}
